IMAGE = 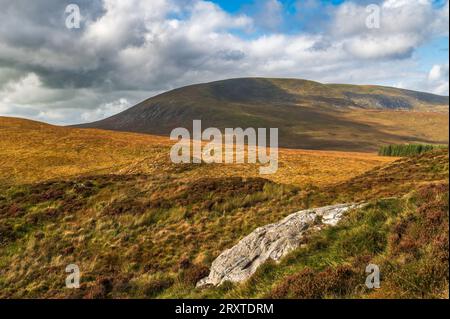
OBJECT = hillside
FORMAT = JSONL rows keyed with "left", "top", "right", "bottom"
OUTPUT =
{"left": 76, "top": 78, "right": 449, "bottom": 152}
{"left": 0, "top": 117, "right": 447, "bottom": 299}
{"left": 0, "top": 117, "right": 392, "bottom": 187}
{"left": 0, "top": 117, "right": 447, "bottom": 298}
{"left": 0, "top": 117, "right": 169, "bottom": 186}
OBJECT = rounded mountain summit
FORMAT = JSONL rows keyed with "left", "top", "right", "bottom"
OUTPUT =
{"left": 75, "top": 78, "right": 449, "bottom": 152}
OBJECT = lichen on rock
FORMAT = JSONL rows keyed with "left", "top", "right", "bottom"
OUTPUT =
{"left": 197, "top": 203, "right": 362, "bottom": 288}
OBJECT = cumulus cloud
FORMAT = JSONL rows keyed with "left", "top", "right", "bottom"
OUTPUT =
{"left": 427, "top": 64, "right": 449, "bottom": 95}
{"left": 0, "top": 0, "right": 448, "bottom": 125}
{"left": 250, "top": 0, "right": 284, "bottom": 31}
{"left": 332, "top": 0, "right": 448, "bottom": 59}
{"left": 80, "top": 98, "right": 131, "bottom": 122}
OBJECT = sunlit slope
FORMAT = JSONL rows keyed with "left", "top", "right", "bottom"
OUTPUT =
{"left": 0, "top": 144, "right": 446, "bottom": 298}
{"left": 0, "top": 117, "right": 170, "bottom": 186}
{"left": 0, "top": 117, "right": 393, "bottom": 187}
{"left": 77, "top": 78, "right": 449, "bottom": 151}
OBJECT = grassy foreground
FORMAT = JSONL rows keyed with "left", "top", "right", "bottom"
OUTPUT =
{"left": 194, "top": 182, "right": 449, "bottom": 299}
{"left": 0, "top": 117, "right": 448, "bottom": 299}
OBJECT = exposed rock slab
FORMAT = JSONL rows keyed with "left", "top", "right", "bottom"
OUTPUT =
{"left": 197, "top": 203, "right": 361, "bottom": 288}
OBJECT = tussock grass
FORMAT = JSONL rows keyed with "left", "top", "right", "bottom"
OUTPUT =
{"left": 192, "top": 183, "right": 448, "bottom": 299}
{"left": 0, "top": 117, "right": 447, "bottom": 299}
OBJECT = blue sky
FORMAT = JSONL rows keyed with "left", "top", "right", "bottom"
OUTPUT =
{"left": 0, "top": 0, "right": 448, "bottom": 124}
{"left": 210, "top": 0, "right": 449, "bottom": 67}
{"left": 210, "top": 0, "right": 446, "bottom": 12}
{"left": 210, "top": 0, "right": 345, "bottom": 12}
{"left": 209, "top": 0, "right": 345, "bottom": 33}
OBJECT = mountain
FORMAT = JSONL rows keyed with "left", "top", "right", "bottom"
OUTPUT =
{"left": 76, "top": 78, "right": 449, "bottom": 152}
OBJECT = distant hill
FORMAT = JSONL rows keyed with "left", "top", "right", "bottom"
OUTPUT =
{"left": 76, "top": 78, "right": 449, "bottom": 152}
{"left": 0, "top": 116, "right": 392, "bottom": 186}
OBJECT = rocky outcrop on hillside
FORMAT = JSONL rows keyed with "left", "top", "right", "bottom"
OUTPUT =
{"left": 197, "top": 203, "right": 362, "bottom": 288}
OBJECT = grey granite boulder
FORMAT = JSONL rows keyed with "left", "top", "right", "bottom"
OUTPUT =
{"left": 197, "top": 203, "right": 361, "bottom": 288}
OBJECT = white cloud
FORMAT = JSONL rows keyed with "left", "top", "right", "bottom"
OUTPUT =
{"left": 0, "top": 73, "right": 61, "bottom": 105}
{"left": 0, "top": 73, "right": 151, "bottom": 124}
{"left": 344, "top": 34, "right": 419, "bottom": 59}
{"left": 80, "top": 98, "right": 131, "bottom": 122}
{"left": 428, "top": 64, "right": 449, "bottom": 95}
{"left": 394, "top": 63, "right": 449, "bottom": 95}
{"left": 256, "top": 0, "right": 284, "bottom": 31}
{"left": 332, "top": 0, "right": 448, "bottom": 60}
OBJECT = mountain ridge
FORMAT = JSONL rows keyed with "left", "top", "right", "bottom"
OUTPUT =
{"left": 75, "top": 78, "right": 449, "bottom": 152}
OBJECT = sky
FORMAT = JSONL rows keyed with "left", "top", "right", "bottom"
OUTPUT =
{"left": 0, "top": 0, "right": 448, "bottom": 125}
